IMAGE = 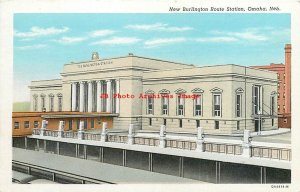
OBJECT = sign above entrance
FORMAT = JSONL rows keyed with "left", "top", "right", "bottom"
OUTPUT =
{"left": 77, "top": 60, "right": 113, "bottom": 68}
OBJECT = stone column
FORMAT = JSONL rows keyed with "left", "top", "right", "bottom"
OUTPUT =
{"left": 196, "top": 127, "right": 205, "bottom": 152}
{"left": 242, "top": 130, "right": 252, "bottom": 158}
{"left": 71, "top": 82, "right": 77, "bottom": 111}
{"left": 96, "top": 80, "right": 102, "bottom": 112}
{"left": 106, "top": 80, "right": 112, "bottom": 113}
{"left": 78, "top": 121, "right": 85, "bottom": 140}
{"left": 127, "top": 124, "right": 135, "bottom": 145}
{"left": 101, "top": 122, "right": 108, "bottom": 142}
{"left": 79, "top": 81, "right": 85, "bottom": 112}
{"left": 115, "top": 79, "right": 120, "bottom": 114}
{"left": 159, "top": 125, "right": 166, "bottom": 148}
{"left": 40, "top": 120, "right": 48, "bottom": 136}
{"left": 58, "top": 121, "right": 64, "bottom": 138}
{"left": 88, "top": 81, "right": 93, "bottom": 112}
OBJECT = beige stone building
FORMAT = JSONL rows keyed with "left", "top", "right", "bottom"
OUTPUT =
{"left": 29, "top": 53, "right": 278, "bottom": 134}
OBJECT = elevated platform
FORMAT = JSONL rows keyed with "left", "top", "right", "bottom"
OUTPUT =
{"left": 13, "top": 148, "right": 201, "bottom": 184}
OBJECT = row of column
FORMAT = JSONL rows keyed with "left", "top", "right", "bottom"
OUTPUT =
{"left": 71, "top": 80, "right": 120, "bottom": 113}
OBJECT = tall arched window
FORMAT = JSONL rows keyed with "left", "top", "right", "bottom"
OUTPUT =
{"left": 145, "top": 90, "right": 155, "bottom": 115}
{"left": 57, "top": 93, "right": 63, "bottom": 112}
{"left": 40, "top": 94, "right": 46, "bottom": 111}
{"left": 158, "top": 89, "right": 170, "bottom": 115}
{"left": 175, "top": 88, "right": 186, "bottom": 116}
{"left": 191, "top": 88, "right": 204, "bottom": 116}
{"left": 210, "top": 87, "right": 223, "bottom": 117}
{"left": 49, "top": 94, "right": 54, "bottom": 112}
{"left": 235, "top": 88, "right": 244, "bottom": 118}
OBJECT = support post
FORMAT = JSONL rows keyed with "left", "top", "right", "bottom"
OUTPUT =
{"left": 101, "top": 122, "right": 108, "bottom": 142}
{"left": 106, "top": 80, "right": 112, "bottom": 113}
{"left": 96, "top": 80, "right": 102, "bottom": 112}
{"left": 115, "top": 79, "right": 120, "bottom": 113}
{"left": 71, "top": 82, "right": 77, "bottom": 111}
{"left": 159, "top": 125, "right": 166, "bottom": 148}
{"left": 79, "top": 81, "right": 85, "bottom": 112}
{"left": 88, "top": 81, "right": 93, "bottom": 112}
{"left": 57, "top": 142, "right": 60, "bottom": 155}
{"left": 242, "top": 130, "right": 252, "bottom": 158}
{"left": 196, "top": 127, "right": 205, "bottom": 152}
{"left": 58, "top": 121, "right": 64, "bottom": 138}
{"left": 127, "top": 124, "right": 134, "bottom": 145}
{"left": 24, "top": 137, "right": 28, "bottom": 150}
{"left": 78, "top": 121, "right": 85, "bottom": 140}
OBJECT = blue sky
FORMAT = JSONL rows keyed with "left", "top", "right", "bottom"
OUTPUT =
{"left": 13, "top": 13, "right": 290, "bottom": 102}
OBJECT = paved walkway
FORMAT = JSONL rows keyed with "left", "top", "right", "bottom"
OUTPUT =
{"left": 13, "top": 148, "right": 203, "bottom": 184}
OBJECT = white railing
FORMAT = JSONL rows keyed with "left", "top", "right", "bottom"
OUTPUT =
{"left": 32, "top": 128, "right": 291, "bottom": 161}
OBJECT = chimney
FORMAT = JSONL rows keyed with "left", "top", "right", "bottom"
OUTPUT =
{"left": 91, "top": 52, "right": 100, "bottom": 60}
{"left": 284, "top": 44, "right": 291, "bottom": 113}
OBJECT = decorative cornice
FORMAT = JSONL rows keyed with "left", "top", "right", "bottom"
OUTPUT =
{"left": 271, "top": 91, "right": 277, "bottom": 95}
{"left": 57, "top": 93, "right": 63, "bottom": 97}
{"left": 191, "top": 88, "right": 204, "bottom": 93}
{"left": 235, "top": 88, "right": 244, "bottom": 93}
{"left": 145, "top": 90, "right": 155, "bottom": 94}
{"left": 174, "top": 88, "right": 187, "bottom": 94}
{"left": 210, "top": 87, "right": 223, "bottom": 93}
{"left": 158, "top": 89, "right": 170, "bottom": 94}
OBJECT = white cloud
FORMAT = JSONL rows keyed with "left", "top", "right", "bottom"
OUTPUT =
{"left": 54, "top": 36, "right": 86, "bottom": 44}
{"left": 195, "top": 37, "right": 238, "bottom": 43}
{"left": 212, "top": 30, "right": 268, "bottom": 41}
{"left": 16, "top": 44, "right": 47, "bottom": 50}
{"left": 126, "top": 23, "right": 193, "bottom": 32}
{"left": 91, "top": 37, "right": 141, "bottom": 45}
{"left": 144, "top": 37, "right": 187, "bottom": 48}
{"left": 90, "top": 29, "right": 115, "bottom": 37}
{"left": 14, "top": 26, "right": 69, "bottom": 38}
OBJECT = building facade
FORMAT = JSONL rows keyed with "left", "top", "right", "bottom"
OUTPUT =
{"left": 252, "top": 44, "right": 291, "bottom": 128}
{"left": 29, "top": 53, "right": 278, "bottom": 134}
{"left": 12, "top": 112, "right": 114, "bottom": 137}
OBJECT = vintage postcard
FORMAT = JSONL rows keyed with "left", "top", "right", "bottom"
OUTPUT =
{"left": 0, "top": 0, "right": 299, "bottom": 192}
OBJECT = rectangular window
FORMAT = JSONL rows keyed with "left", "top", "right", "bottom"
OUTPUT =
{"left": 236, "top": 94, "right": 242, "bottom": 117}
{"left": 177, "top": 95, "right": 184, "bottom": 116}
{"left": 58, "top": 97, "right": 63, "bottom": 112}
{"left": 179, "top": 119, "right": 183, "bottom": 128}
{"left": 194, "top": 95, "right": 202, "bottom": 116}
{"left": 41, "top": 97, "right": 45, "bottom": 111}
{"left": 34, "top": 121, "right": 39, "bottom": 128}
{"left": 49, "top": 97, "right": 54, "bottom": 111}
{"left": 163, "top": 118, "right": 167, "bottom": 126}
{"left": 213, "top": 94, "right": 221, "bottom": 117}
{"left": 24, "top": 121, "right": 30, "bottom": 129}
{"left": 149, "top": 118, "right": 152, "bottom": 126}
{"left": 271, "top": 96, "right": 275, "bottom": 116}
{"left": 14, "top": 122, "right": 20, "bottom": 129}
{"left": 196, "top": 120, "right": 200, "bottom": 128}
{"left": 215, "top": 121, "right": 219, "bottom": 129}
{"left": 237, "top": 121, "right": 240, "bottom": 130}
{"left": 91, "top": 118, "right": 94, "bottom": 129}
{"left": 147, "top": 97, "right": 154, "bottom": 115}
{"left": 253, "top": 85, "right": 262, "bottom": 115}
{"left": 162, "top": 96, "right": 169, "bottom": 115}
{"left": 69, "top": 120, "right": 73, "bottom": 130}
